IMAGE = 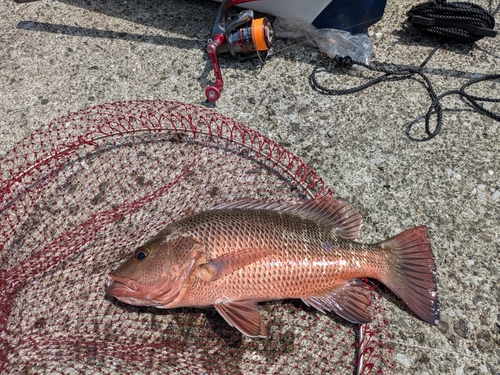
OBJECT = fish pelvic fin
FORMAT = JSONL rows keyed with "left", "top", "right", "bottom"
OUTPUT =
{"left": 214, "top": 299, "right": 267, "bottom": 338}
{"left": 302, "top": 279, "right": 373, "bottom": 324}
{"left": 380, "top": 225, "right": 440, "bottom": 326}
{"left": 196, "top": 247, "right": 276, "bottom": 282}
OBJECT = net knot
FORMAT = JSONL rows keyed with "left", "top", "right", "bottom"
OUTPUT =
{"left": 77, "top": 136, "right": 99, "bottom": 148}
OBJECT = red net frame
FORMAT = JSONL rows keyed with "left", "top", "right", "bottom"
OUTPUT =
{"left": 0, "top": 100, "right": 393, "bottom": 374}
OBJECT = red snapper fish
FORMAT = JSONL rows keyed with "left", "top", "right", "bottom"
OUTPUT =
{"left": 107, "top": 196, "right": 440, "bottom": 337}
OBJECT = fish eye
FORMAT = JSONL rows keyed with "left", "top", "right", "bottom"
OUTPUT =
{"left": 134, "top": 246, "right": 151, "bottom": 261}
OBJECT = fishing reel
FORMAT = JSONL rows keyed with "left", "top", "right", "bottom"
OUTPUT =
{"left": 205, "top": 0, "right": 274, "bottom": 102}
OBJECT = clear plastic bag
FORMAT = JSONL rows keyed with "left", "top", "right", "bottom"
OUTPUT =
{"left": 274, "top": 17, "right": 373, "bottom": 64}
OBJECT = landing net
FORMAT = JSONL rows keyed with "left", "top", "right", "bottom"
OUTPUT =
{"left": 0, "top": 100, "right": 393, "bottom": 374}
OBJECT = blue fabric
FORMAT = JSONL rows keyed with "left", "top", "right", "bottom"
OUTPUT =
{"left": 312, "top": 0, "right": 387, "bottom": 34}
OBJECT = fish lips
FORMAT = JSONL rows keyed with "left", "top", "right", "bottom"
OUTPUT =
{"left": 106, "top": 274, "right": 149, "bottom": 305}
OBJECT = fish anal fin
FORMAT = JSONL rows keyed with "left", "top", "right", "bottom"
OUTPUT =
{"left": 302, "top": 279, "right": 373, "bottom": 324}
{"left": 197, "top": 248, "right": 275, "bottom": 282}
{"left": 214, "top": 299, "right": 267, "bottom": 338}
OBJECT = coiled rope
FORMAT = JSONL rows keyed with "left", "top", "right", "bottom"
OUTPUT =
{"left": 407, "top": 0, "right": 497, "bottom": 43}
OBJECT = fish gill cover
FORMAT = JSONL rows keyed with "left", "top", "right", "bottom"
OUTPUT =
{"left": 0, "top": 100, "right": 393, "bottom": 374}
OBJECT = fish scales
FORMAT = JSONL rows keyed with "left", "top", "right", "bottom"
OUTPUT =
{"left": 170, "top": 209, "right": 384, "bottom": 307}
{"left": 108, "top": 196, "right": 440, "bottom": 337}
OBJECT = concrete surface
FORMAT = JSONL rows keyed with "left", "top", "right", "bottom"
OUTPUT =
{"left": 0, "top": 0, "right": 499, "bottom": 374}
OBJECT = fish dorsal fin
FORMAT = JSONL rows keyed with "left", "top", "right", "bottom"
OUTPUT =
{"left": 284, "top": 196, "right": 363, "bottom": 240}
{"left": 213, "top": 196, "right": 363, "bottom": 240}
{"left": 196, "top": 247, "right": 275, "bottom": 282}
{"left": 214, "top": 299, "right": 267, "bottom": 338}
{"left": 302, "top": 279, "right": 373, "bottom": 324}
{"left": 212, "top": 199, "right": 289, "bottom": 211}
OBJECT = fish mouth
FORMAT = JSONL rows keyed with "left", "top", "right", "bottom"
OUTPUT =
{"left": 107, "top": 274, "right": 139, "bottom": 290}
{"left": 106, "top": 274, "right": 163, "bottom": 307}
{"left": 106, "top": 276, "right": 152, "bottom": 306}
{"left": 106, "top": 274, "right": 140, "bottom": 297}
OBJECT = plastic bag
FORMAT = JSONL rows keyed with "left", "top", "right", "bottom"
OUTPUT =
{"left": 273, "top": 17, "right": 373, "bottom": 64}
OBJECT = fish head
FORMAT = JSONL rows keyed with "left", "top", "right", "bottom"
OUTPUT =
{"left": 107, "top": 235, "right": 202, "bottom": 307}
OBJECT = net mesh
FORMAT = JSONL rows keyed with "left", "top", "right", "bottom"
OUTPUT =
{"left": 0, "top": 100, "right": 393, "bottom": 374}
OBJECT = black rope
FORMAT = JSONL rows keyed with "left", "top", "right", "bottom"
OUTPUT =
{"left": 407, "top": 0, "right": 497, "bottom": 43}
{"left": 309, "top": 47, "right": 500, "bottom": 141}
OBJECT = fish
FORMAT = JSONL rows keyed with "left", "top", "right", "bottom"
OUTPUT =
{"left": 107, "top": 196, "right": 440, "bottom": 338}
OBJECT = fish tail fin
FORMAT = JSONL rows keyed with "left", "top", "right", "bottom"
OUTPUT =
{"left": 380, "top": 226, "right": 440, "bottom": 326}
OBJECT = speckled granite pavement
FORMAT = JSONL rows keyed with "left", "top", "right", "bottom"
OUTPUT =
{"left": 1, "top": 0, "right": 499, "bottom": 373}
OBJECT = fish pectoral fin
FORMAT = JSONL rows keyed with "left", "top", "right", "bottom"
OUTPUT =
{"left": 302, "top": 279, "right": 373, "bottom": 324}
{"left": 197, "top": 248, "right": 275, "bottom": 282}
{"left": 214, "top": 299, "right": 267, "bottom": 338}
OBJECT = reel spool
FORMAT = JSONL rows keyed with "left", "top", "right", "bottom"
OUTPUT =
{"left": 205, "top": 0, "right": 274, "bottom": 102}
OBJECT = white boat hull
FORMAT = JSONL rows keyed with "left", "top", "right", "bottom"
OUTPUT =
{"left": 214, "top": 0, "right": 332, "bottom": 24}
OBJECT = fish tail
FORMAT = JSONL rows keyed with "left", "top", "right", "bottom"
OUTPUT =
{"left": 379, "top": 226, "right": 440, "bottom": 326}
